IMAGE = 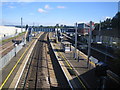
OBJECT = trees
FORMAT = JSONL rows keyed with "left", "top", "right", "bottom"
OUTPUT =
{"left": 94, "top": 12, "right": 120, "bottom": 31}
{"left": 112, "top": 12, "right": 120, "bottom": 29}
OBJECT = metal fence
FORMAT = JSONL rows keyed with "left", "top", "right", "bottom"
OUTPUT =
{"left": 0, "top": 43, "right": 23, "bottom": 70}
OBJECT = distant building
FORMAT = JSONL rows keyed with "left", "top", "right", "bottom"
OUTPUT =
{"left": 77, "top": 23, "right": 89, "bottom": 35}
{"left": 78, "top": 22, "right": 94, "bottom": 35}
{"left": 61, "top": 25, "right": 75, "bottom": 33}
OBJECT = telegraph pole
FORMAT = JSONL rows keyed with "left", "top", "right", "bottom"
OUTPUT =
{"left": 74, "top": 22, "right": 78, "bottom": 59}
{"left": 87, "top": 21, "right": 92, "bottom": 68}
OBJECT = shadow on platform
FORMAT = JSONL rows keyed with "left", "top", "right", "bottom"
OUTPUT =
{"left": 70, "top": 68, "right": 120, "bottom": 89}
{"left": 38, "top": 40, "right": 48, "bottom": 44}
{"left": 53, "top": 49, "right": 64, "bottom": 52}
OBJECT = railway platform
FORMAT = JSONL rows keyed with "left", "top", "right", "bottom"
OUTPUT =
{"left": 0, "top": 32, "right": 119, "bottom": 89}
{"left": 0, "top": 32, "right": 70, "bottom": 89}
{"left": 0, "top": 32, "right": 44, "bottom": 89}
{"left": 49, "top": 32, "right": 120, "bottom": 89}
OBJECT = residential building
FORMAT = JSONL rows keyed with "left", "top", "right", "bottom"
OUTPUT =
{"left": 78, "top": 23, "right": 90, "bottom": 35}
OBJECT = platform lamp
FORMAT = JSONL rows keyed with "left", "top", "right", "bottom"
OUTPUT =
{"left": 87, "top": 21, "right": 92, "bottom": 68}
{"left": 74, "top": 22, "right": 78, "bottom": 59}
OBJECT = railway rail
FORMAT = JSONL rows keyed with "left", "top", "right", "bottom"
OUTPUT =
{"left": 17, "top": 32, "right": 70, "bottom": 89}
{"left": 63, "top": 33, "right": 120, "bottom": 87}
{"left": 0, "top": 34, "right": 25, "bottom": 57}
{"left": 18, "top": 33, "right": 47, "bottom": 89}
{"left": 64, "top": 34, "right": 115, "bottom": 59}
{"left": 52, "top": 42, "right": 88, "bottom": 89}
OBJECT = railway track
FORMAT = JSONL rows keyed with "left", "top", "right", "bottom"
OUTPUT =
{"left": 0, "top": 34, "right": 25, "bottom": 57}
{"left": 17, "top": 32, "right": 70, "bottom": 89}
{"left": 20, "top": 32, "right": 47, "bottom": 89}
{"left": 63, "top": 33, "right": 120, "bottom": 87}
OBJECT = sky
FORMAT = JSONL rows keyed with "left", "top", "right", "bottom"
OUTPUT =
{"left": 1, "top": 1, "right": 119, "bottom": 26}
{"left": 1, "top": 0, "right": 120, "bottom": 2}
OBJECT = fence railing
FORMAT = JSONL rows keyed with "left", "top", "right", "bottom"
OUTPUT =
{"left": 0, "top": 42, "right": 23, "bottom": 70}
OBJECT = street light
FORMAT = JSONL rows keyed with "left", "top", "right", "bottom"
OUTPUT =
{"left": 21, "top": 17, "right": 23, "bottom": 33}
{"left": 87, "top": 21, "right": 92, "bottom": 68}
{"left": 74, "top": 22, "right": 78, "bottom": 59}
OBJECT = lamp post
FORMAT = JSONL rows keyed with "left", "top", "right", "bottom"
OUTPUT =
{"left": 74, "top": 22, "right": 78, "bottom": 59}
{"left": 21, "top": 17, "right": 23, "bottom": 32}
{"left": 87, "top": 21, "right": 92, "bottom": 68}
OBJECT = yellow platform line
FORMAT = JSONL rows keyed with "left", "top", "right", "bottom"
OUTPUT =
{"left": 55, "top": 44, "right": 87, "bottom": 90}
{"left": 0, "top": 39, "right": 35, "bottom": 89}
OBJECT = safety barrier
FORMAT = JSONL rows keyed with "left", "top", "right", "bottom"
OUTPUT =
{"left": 0, "top": 43, "right": 23, "bottom": 70}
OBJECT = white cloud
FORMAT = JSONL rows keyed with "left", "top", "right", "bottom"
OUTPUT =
{"left": 38, "top": 8, "right": 47, "bottom": 13}
{"left": 44, "top": 5, "right": 52, "bottom": 10}
{"left": 57, "top": 6, "right": 66, "bottom": 9}
{"left": 8, "top": 6, "right": 15, "bottom": 9}
{"left": 105, "top": 16, "right": 112, "bottom": 19}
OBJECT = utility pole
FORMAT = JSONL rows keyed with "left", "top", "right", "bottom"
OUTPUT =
{"left": 87, "top": 21, "right": 92, "bottom": 68}
{"left": 33, "top": 22, "right": 34, "bottom": 26}
{"left": 74, "top": 22, "right": 77, "bottom": 59}
{"left": 55, "top": 24, "right": 58, "bottom": 43}
{"left": 21, "top": 17, "right": 23, "bottom": 32}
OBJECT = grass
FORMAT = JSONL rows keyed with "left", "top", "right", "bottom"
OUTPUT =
{"left": 0, "top": 32, "right": 26, "bottom": 44}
